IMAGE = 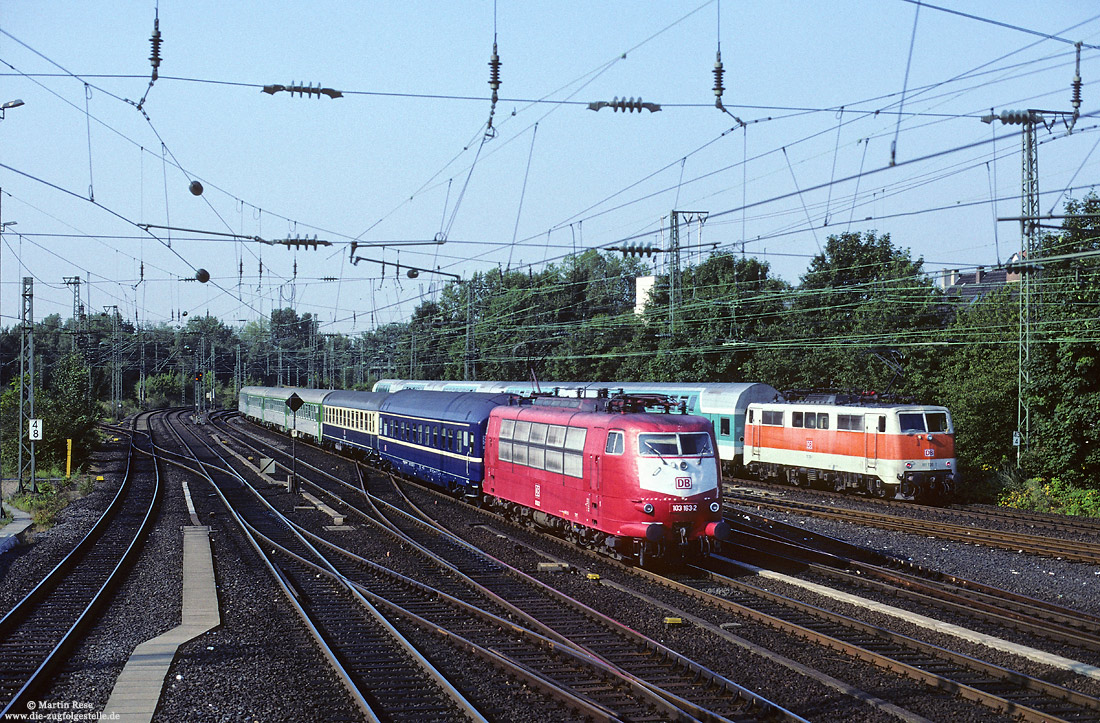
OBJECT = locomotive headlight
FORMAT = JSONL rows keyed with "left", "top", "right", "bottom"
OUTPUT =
{"left": 644, "top": 503, "right": 654, "bottom": 515}
{"left": 679, "top": 460, "right": 688, "bottom": 471}
{"left": 709, "top": 501, "right": 721, "bottom": 513}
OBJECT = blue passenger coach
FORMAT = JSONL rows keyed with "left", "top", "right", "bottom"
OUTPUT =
{"left": 377, "top": 390, "right": 515, "bottom": 496}
{"left": 321, "top": 390, "right": 387, "bottom": 457}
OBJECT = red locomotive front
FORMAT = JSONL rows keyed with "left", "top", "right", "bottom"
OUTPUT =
{"left": 483, "top": 394, "right": 728, "bottom": 563}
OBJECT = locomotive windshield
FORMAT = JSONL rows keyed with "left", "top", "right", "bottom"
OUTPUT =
{"left": 898, "top": 411, "right": 952, "bottom": 434}
{"left": 898, "top": 413, "right": 926, "bottom": 433}
{"left": 638, "top": 432, "right": 713, "bottom": 457}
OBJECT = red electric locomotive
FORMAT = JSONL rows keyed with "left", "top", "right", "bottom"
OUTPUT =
{"left": 483, "top": 393, "right": 729, "bottom": 565}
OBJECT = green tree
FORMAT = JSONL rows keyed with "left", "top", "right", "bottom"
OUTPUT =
{"left": 749, "top": 231, "right": 939, "bottom": 394}
{"left": 936, "top": 289, "right": 1019, "bottom": 485}
{"left": 1025, "top": 194, "right": 1100, "bottom": 488}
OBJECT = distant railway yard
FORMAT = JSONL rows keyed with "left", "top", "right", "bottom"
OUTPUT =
{"left": 1, "top": 408, "right": 1098, "bottom": 722}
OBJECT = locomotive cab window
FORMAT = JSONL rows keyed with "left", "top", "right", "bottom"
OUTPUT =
{"left": 679, "top": 433, "right": 713, "bottom": 456}
{"left": 899, "top": 413, "right": 926, "bottom": 434}
{"left": 927, "top": 412, "right": 949, "bottom": 433}
{"left": 605, "top": 431, "right": 625, "bottom": 455}
{"left": 639, "top": 433, "right": 712, "bottom": 457}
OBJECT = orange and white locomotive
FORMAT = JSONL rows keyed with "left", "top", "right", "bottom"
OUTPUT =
{"left": 744, "top": 393, "right": 956, "bottom": 502}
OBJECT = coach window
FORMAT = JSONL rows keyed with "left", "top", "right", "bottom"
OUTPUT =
{"left": 792, "top": 411, "right": 804, "bottom": 428}
{"left": 720, "top": 417, "right": 731, "bottom": 436}
{"left": 817, "top": 413, "right": 829, "bottom": 430}
{"left": 605, "top": 431, "right": 625, "bottom": 455}
{"left": 433, "top": 426, "right": 440, "bottom": 448}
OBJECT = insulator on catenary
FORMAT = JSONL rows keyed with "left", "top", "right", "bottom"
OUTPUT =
{"left": 587, "top": 96, "right": 662, "bottom": 113}
{"left": 713, "top": 50, "right": 725, "bottom": 108}
{"left": 617, "top": 244, "right": 659, "bottom": 257}
{"left": 486, "top": 42, "right": 502, "bottom": 135}
{"left": 1072, "top": 42, "right": 1083, "bottom": 111}
{"left": 149, "top": 15, "right": 163, "bottom": 81}
{"left": 488, "top": 42, "right": 502, "bottom": 99}
{"left": 261, "top": 82, "right": 343, "bottom": 99}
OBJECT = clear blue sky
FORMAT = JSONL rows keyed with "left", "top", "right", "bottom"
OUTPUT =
{"left": 2, "top": 1, "right": 1098, "bottom": 334}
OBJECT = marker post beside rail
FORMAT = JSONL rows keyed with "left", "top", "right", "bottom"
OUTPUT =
{"left": 286, "top": 393, "right": 302, "bottom": 494}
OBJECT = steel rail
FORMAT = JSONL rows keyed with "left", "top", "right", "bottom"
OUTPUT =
{"left": 212, "top": 421, "right": 735, "bottom": 721}
{"left": 217, "top": 411, "right": 802, "bottom": 722}
{"left": 727, "top": 492, "right": 1100, "bottom": 563}
{"left": 163, "top": 412, "right": 486, "bottom": 723}
{"left": 0, "top": 412, "right": 162, "bottom": 717}
{"left": 719, "top": 512, "right": 1100, "bottom": 652}
{"left": 648, "top": 562, "right": 1100, "bottom": 723}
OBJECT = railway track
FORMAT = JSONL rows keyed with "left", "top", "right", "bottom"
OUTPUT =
{"left": 724, "top": 508, "right": 1100, "bottom": 656}
{"left": 0, "top": 413, "right": 162, "bottom": 718}
{"left": 216, "top": 409, "right": 1100, "bottom": 720}
{"left": 160, "top": 410, "right": 488, "bottom": 722}
{"left": 656, "top": 560, "right": 1100, "bottom": 723}
{"left": 727, "top": 478, "right": 1100, "bottom": 539}
{"left": 452, "top": 497, "right": 1100, "bottom": 722}
{"left": 725, "top": 486, "right": 1100, "bottom": 564}
{"left": 211, "top": 411, "right": 801, "bottom": 721}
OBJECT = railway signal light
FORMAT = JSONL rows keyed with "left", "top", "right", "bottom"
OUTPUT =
{"left": 194, "top": 372, "right": 203, "bottom": 381}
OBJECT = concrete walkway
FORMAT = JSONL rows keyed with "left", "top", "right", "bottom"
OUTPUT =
{"left": 0, "top": 503, "right": 34, "bottom": 556}
{"left": 101, "top": 525, "right": 221, "bottom": 722}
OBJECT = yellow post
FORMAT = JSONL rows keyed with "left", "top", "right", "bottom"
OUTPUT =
{"left": 67, "top": 439, "right": 72, "bottom": 477}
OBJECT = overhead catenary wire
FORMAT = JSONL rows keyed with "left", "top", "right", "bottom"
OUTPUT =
{"left": 891, "top": 0, "right": 922, "bottom": 167}
{"left": 4, "top": 9, "right": 1098, "bottom": 334}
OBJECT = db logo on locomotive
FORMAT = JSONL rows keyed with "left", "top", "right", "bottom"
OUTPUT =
{"left": 675, "top": 477, "right": 692, "bottom": 489}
